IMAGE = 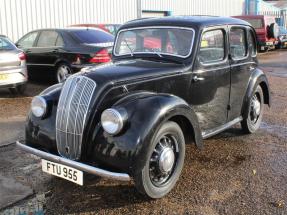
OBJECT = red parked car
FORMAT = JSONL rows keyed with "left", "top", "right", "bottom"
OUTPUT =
{"left": 233, "top": 15, "right": 279, "bottom": 51}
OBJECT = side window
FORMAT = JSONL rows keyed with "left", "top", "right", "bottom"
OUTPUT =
{"left": 17, "top": 31, "right": 38, "bottom": 48}
{"left": 55, "top": 35, "right": 64, "bottom": 46}
{"left": 248, "top": 30, "right": 257, "bottom": 56}
{"left": 199, "top": 29, "right": 225, "bottom": 64}
{"left": 36, "top": 31, "right": 59, "bottom": 47}
{"left": 230, "top": 28, "right": 247, "bottom": 59}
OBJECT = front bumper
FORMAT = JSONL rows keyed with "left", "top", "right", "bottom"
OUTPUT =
{"left": 16, "top": 141, "right": 131, "bottom": 181}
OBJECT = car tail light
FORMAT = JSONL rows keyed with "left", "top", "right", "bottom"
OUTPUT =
{"left": 89, "top": 49, "right": 111, "bottom": 63}
{"left": 18, "top": 52, "right": 26, "bottom": 61}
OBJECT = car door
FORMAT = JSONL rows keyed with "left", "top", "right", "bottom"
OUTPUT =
{"left": 228, "top": 26, "right": 256, "bottom": 121}
{"left": 189, "top": 26, "right": 230, "bottom": 132}
{"left": 16, "top": 31, "right": 39, "bottom": 73}
{"left": 32, "top": 30, "right": 64, "bottom": 74}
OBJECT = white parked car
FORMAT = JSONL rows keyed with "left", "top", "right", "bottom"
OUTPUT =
{"left": 0, "top": 35, "right": 27, "bottom": 94}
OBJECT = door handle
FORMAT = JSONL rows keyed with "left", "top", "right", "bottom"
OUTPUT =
{"left": 192, "top": 75, "right": 205, "bottom": 82}
{"left": 52, "top": 49, "right": 59, "bottom": 53}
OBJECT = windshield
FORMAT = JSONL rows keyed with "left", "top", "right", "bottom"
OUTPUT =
{"left": 71, "top": 29, "right": 114, "bottom": 44}
{"left": 244, "top": 19, "right": 263, "bottom": 29}
{"left": 0, "top": 37, "right": 16, "bottom": 51}
{"left": 114, "top": 27, "right": 194, "bottom": 58}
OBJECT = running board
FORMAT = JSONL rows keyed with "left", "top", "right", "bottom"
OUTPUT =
{"left": 201, "top": 117, "right": 243, "bottom": 139}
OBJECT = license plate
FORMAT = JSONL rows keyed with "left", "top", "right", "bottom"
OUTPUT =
{"left": 42, "top": 159, "right": 83, "bottom": 185}
{"left": 0, "top": 74, "right": 8, "bottom": 80}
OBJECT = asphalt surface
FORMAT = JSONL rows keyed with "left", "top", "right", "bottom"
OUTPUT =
{"left": 0, "top": 50, "right": 286, "bottom": 214}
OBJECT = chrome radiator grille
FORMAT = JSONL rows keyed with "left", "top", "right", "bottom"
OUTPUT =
{"left": 56, "top": 76, "right": 96, "bottom": 160}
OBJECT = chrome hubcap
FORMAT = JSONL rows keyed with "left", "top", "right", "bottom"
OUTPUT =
{"left": 250, "top": 94, "right": 261, "bottom": 123}
{"left": 159, "top": 147, "right": 175, "bottom": 173}
{"left": 149, "top": 135, "right": 178, "bottom": 186}
{"left": 57, "top": 65, "right": 70, "bottom": 82}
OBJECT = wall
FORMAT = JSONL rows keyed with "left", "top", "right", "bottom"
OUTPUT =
{"left": 0, "top": 0, "right": 137, "bottom": 41}
{"left": 0, "top": 0, "right": 245, "bottom": 42}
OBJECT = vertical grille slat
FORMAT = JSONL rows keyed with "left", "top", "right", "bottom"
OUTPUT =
{"left": 56, "top": 76, "right": 96, "bottom": 160}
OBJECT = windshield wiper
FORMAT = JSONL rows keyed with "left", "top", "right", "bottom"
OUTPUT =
{"left": 123, "top": 39, "right": 134, "bottom": 57}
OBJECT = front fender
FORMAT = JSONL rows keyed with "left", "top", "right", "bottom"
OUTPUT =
{"left": 92, "top": 92, "right": 202, "bottom": 175}
{"left": 242, "top": 68, "right": 271, "bottom": 119}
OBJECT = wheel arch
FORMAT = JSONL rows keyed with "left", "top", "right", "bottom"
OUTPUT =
{"left": 168, "top": 115, "right": 198, "bottom": 147}
{"left": 242, "top": 68, "right": 271, "bottom": 119}
{"left": 54, "top": 59, "right": 71, "bottom": 69}
{"left": 259, "top": 80, "right": 270, "bottom": 106}
{"left": 114, "top": 92, "right": 203, "bottom": 150}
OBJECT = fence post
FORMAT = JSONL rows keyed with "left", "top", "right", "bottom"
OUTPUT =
{"left": 137, "top": 0, "right": 142, "bottom": 19}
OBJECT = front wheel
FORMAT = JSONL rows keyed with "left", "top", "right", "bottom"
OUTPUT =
{"left": 241, "top": 85, "right": 264, "bottom": 133}
{"left": 134, "top": 121, "right": 185, "bottom": 199}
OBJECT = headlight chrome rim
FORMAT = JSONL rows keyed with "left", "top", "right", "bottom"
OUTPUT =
{"left": 31, "top": 96, "right": 47, "bottom": 118}
{"left": 101, "top": 108, "right": 125, "bottom": 135}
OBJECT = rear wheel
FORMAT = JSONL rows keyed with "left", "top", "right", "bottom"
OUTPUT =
{"left": 9, "top": 84, "right": 26, "bottom": 95}
{"left": 134, "top": 121, "right": 185, "bottom": 199}
{"left": 56, "top": 63, "right": 71, "bottom": 83}
{"left": 241, "top": 85, "right": 264, "bottom": 133}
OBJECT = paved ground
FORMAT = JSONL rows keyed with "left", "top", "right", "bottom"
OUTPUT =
{"left": 0, "top": 50, "right": 286, "bottom": 214}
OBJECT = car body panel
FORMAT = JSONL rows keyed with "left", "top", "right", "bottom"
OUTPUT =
{"left": 0, "top": 36, "right": 27, "bottom": 88}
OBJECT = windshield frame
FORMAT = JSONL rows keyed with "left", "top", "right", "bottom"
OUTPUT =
{"left": 113, "top": 26, "right": 195, "bottom": 59}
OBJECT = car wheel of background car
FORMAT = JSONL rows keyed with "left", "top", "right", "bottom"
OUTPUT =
{"left": 56, "top": 63, "right": 71, "bottom": 83}
{"left": 268, "top": 23, "right": 279, "bottom": 39}
{"left": 9, "top": 84, "right": 27, "bottom": 95}
{"left": 241, "top": 85, "right": 264, "bottom": 134}
{"left": 134, "top": 121, "right": 185, "bottom": 199}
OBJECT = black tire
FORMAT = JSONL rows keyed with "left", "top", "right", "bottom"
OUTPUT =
{"left": 9, "top": 84, "right": 26, "bottom": 95}
{"left": 134, "top": 121, "right": 185, "bottom": 199}
{"left": 241, "top": 85, "right": 264, "bottom": 134}
{"left": 55, "top": 63, "right": 71, "bottom": 83}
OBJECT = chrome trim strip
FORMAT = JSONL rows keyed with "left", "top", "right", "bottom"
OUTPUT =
{"left": 113, "top": 26, "right": 195, "bottom": 59}
{"left": 201, "top": 116, "right": 243, "bottom": 139}
{"left": 16, "top": 141, "right": 131, "bottom": 181}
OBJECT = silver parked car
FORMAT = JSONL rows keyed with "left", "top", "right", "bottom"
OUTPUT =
{"left": 0, "top": 35, "right": 27, "bottom": 94}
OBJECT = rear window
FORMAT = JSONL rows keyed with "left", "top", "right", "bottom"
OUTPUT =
{"left": 70, "top": 29, "right": 114, "bottom": 44}
{"left": 0, "top": 37, "right": 16, "bottom": 50}
{"left": 244, "top": 19, "right": 263, "bottom": 29}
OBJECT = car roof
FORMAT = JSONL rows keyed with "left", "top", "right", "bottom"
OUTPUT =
{"left": 28, "top": 27, "right": 110, "bottom": 33}
{"left": 121, "top": 15, "right": 251, "bottom": 30}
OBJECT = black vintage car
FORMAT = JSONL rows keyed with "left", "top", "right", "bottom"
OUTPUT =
{"left": 17, "top": 16, "right": 270, "bottom": 198}
{"left": 16, "top": 27, "right": 114, "bottom": 82}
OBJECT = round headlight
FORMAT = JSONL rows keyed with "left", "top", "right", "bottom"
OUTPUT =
{"left": 101, "top": 108, "right": 125, "bottom": 135}
{"left": 31, "top": 96, "right": 47, "bottom": 117}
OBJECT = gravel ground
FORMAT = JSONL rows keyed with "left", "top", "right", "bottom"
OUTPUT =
{"left": 0, "top": 51, "right": 287, "bottom": 215}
